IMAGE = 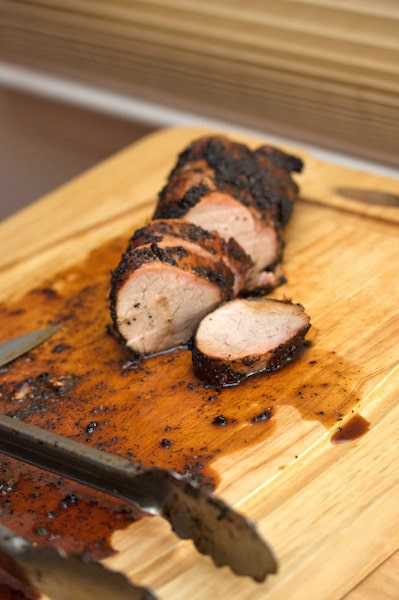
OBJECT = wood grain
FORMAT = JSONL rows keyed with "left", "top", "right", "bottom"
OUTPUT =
{"left": 1, "top": 0, "right": 399, "bottom": 165}
{"left": 0, "top": 127, "right": 398, "bottom": 599}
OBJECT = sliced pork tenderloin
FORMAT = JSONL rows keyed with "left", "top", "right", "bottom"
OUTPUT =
{"left": 155, "top": 183, "right": 282, "bottom": 295}
{"left": 155, "top": 193, "right": 281, "bottom": 287}
{"left": 154, "top": 136, "right": 303, "bottom": 294}
{"left": 191, "top": 298, "right": 311, "bottom": 387}
{"left": 129, "top": 219, "right": 252, "bottom": 295}
{"left": 110, "top": 244, "right": 234, "bottom": 357}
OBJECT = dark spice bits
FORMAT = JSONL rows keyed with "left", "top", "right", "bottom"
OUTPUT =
{"left": 60, "top": 494, "right": 79, "bottom": 509}
{"left": 212, "top": 415, "right": 227, "bottom": 426}
{"left": 252, "top": 408, "right": 273, "bottom": 423}
{"left": 86, "top": 421, "right": 98, "bottom": 435}
{"left": 160, "top": 438, "right": 172, "bottom": 448}
{"left": 52, "top": 343, "right": 68, "bottom": 353}
{"left": 33, "top": 525, "right": 48, "bottom": 536}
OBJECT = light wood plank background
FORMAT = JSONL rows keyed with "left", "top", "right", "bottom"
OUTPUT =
{"left": 1, "top": 1, "right": 398, "bottom": 166}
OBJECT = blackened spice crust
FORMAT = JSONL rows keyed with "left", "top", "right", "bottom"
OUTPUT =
{"left": 156, "top": 136, "right": 303, "bottom": 227}
{"left": 192, "top": 328, "right": 310, "bottom": 388}
{"left": 128, "top": 218, "right": 252, "bottom": 291}
{"left": 156, "top": 183, "right": 211, "bottom": 219}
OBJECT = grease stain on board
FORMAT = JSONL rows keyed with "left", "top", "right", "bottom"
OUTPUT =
{"left": 0, "top": 235, "right": 366, "bottom": 562}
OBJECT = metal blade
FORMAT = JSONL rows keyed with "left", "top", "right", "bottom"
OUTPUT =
{"left": 335, "top": 186, "right": 399, "bottom": 207}
{"left": 0, "top": 324, "right": 60, "bottom": 367}
{"left": 0, "top": 523, "right": 155, "bottom": 600}
{"left": 0, "top": 414, "right": 277, "bottom": 581}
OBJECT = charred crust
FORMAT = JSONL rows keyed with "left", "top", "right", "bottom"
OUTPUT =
{"left": 110, "top": 243, "right": 180, "bottom": 298}
{"left": 226, "top": 237, "right": 253, "bottom": 269}
{"left": 191, "top": 344, "right": 242, "bottom": 387}
{"left": 168, "top": 245, "right": 189, "bottom": 260}
{"left": 265, "top": 326, "right": 311, "bottom": 371}
{"left": 254, "top": 145, "right": 304, "bottom": 173}
{"left": 161, "top": 136, "right": 302, "bottom": 227}
{"left": 278, "top": 196, "right": 294, "bottom": 226}
{"left": 150, "top": 243, "right": 178, "bottom": 265}
{"left": 130, "top": 219, "right": 217, "bottom": 250}
{"left": 192, "top": 326, "right": 310, "bottom": 387}
{"left": 192, "top": 265, "right": 234, "bottom": 299}
{"left": 130, "top": 230, "right": 162, "bottom": 245}
{"left": 239, "top": 285, "right": 274, "bottom": 298}
{"left": 155, "top": 183, "right": 210, "bottom": 219}
{"left": 127, "top": 219, "right": 251, "bottom": 293}
{"left": 183, "top": 183, "right": 211, "bottom": 205}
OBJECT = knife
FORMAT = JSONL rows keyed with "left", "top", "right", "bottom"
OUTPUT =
{"left": 0, "top": 324, "right": 60, "bottom": 368}
{"left": 0, "top": 523, "right": 155, "bottom": 600}
{"left": 0, "top": 413, "right": 277, "bottom": 582}
{"left": 335, "top": 186, "right": 399, "bottom": 207}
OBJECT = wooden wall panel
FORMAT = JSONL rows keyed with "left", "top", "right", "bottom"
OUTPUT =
{"left": 1, "top": 0, "right": 398, "bottom": 165}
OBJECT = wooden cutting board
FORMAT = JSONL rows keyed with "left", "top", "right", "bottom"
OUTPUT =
{"left": 0, "top": 127, "right": 398, "bottom": 599}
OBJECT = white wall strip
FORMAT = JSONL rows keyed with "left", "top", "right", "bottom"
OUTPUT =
{"left": 0, "top": 60, "right": 397, "bottom": 179}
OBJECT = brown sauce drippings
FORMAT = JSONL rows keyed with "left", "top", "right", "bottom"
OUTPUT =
{"left": 0, "top": 235, "right": 365, "bottom": 567}
{"left": 331, "top": 413, "right": 370, "bottom": 444}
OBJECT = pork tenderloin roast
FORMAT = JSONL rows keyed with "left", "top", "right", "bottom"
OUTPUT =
{"left": 110, "top": 135, "right": 307, "bottom": 369}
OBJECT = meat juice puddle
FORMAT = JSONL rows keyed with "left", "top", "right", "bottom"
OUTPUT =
{"left": 0, "top": 236, "right": 367, "bottom": 565}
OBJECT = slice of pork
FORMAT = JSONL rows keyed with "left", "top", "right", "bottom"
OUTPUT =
{"left": 191, "top": 298, "right": 311, "bottom": 387}
{"left": 129, "top": 218, "right": 252, "bottom": 295}
{"left": 110, "top": 244, "right": 233, "bottom": 357}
